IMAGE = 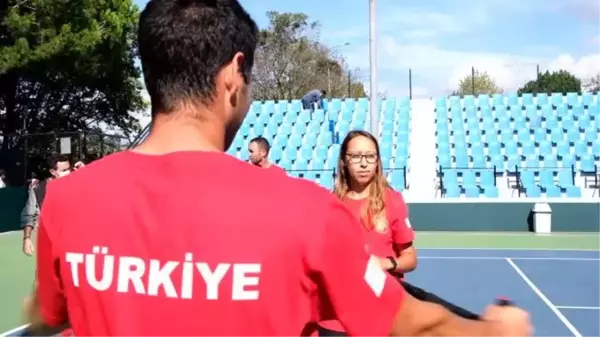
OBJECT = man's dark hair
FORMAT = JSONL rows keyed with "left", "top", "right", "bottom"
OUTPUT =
{"left": 138, "top": 0, "right": 259, "bottom": 115}
{"left": 250, "top": 136, "right": 270, "bottom": 155}
{"left": 320, "top": 89, "right": 327, "bottom": 96}
{"left": 49, "top": 155, "right": 70, "bottom": 170}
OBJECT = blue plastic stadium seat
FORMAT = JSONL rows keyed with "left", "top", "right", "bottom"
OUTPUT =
{"left": 461, "top": 171, "right": 477, "bottom": 188}
{"left": 522, "top": 93, "right": 534, "bottom": 106}
{"left": 543, "top": 156, "right": 558, "bottom": 169}
{"left": 538, "top": 170, "right": 555, "bottom": 189}
{"left": 492, "top": 94, "right": 504, "bottom": 106}
{"left": 557, "top": 170, "right": 574, "bottom": 187}
{"left": 525, "top": 185, "right": 542, "bottom": 197}
{"left": 464, "top": 187, "right": 480, "bottom": 198}
{"left": 294, "top": 159, "right": 309, "bottom": 171}
{"left": 480, "top": 170, "right": 495, "bottom": 186}
{"left": 506, "top": 155, "right": 520, "bottom": 173}
{"left": 580, "top": 156, "right": 596, "bottom": 173}
{"left": 483, "top": 186, "right": 499, "bottom": 198}
{"left": 545, "top": 186, "right": 561, "bottom": 197}
{"left": 279, "top": 159, "right": 292, "bottom": 171}
{"left": 490, "top": 155, "right": 505, "bottom": 171}
{"left": 389, "top": 171, "right": 405, "bottom": 191}
{"left": 520, "top": 171, "right": 535, "bottom": 187}
{"left": 310, "top": 159, "right": 325, "bottom": 171}
{"left": 551, "top": 93, "right": 564, "bottom": 106}
{"left": 319, "top": 174, "right": 334, "bottom": 190}
{"left": 581, "top": 93, "right": 594, "bottom": 106}
{"left": 565, "top": 186, "right": 582, "bottom": 198}
{"left": 592, "top": 140, "right": 600, "bottom": 158}
{"left": 536, "top": 93, "right": 549, "bottom": 106}
{"left": 444, "top": 185, "right": 461, "bottom": 198}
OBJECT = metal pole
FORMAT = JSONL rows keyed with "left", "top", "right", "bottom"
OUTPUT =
{"left": 327, "top": 67, "right": 331, "bottom": 94}
{"left": 409, "top": 68, "right": 412, "bottom": 100}
{"left": 369, "top": 0, "right": 379, "bottom": 139}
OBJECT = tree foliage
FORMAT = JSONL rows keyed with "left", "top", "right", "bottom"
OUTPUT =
{"left": 454, "top": 70, "right": 502, "bottom": 96}
{"left": 0, "top": 0, "right": 145, "bottom": 183}
{"left": 252, "top": 11, "right": 365, "bottom": 101}
{"left": 518, "top": 70, "right": 582, "bottom": 95}
{"left": 583, "top": 73, "right": 600, "bottom": 93}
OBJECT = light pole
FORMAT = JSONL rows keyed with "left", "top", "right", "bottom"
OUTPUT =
{"left": 328, "top": 42, "right": 351, "bottom": 94}
{"left": 369, "top": 0, "right": 378, "bottom": 139}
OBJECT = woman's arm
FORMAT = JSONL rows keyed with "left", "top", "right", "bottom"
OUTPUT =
{"left": 380, "top": 189, "right": 417, "bottom": 273}
{"left": 378, "top": 241, "right": 417, "bottom": 273}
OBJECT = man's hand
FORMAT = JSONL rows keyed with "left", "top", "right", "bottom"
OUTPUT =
{"left": 483, "top": 304, "right": 533, "bottom": 336}
{"left": 23, "top": 237, "right": 35, "bottom": 256}
{"left": 73, "top": 161, "right": 85, "bottom": 170}
{"left": 23, "top": 292, "right": 70, "bottom": 336}
{"left": 376, "top": 257, "right": 394, "bottom": 270}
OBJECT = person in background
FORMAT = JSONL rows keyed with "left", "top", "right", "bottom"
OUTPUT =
{"left": 25, "top": 0, "right": 531, "bottom": 336}
{"left": 22, "top": 155, "right": 83, "bottom": 256}
{"left": 302, "top": 89, "right": 326, "bottom": 111}
{"left": 317, "top": 130, "right": 480, "bottom": 336}
{"left": 0, "top": 169, "right": 6, "bottom": 188}
{"left": 248, "top": 136, "right": 285, "bottom": 174}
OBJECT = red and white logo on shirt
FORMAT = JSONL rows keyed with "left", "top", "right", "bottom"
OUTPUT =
{"left": 364, "top": 255, "right": 386, "bottom": 297}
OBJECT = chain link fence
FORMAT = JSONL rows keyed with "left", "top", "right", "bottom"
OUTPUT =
{"left": 0, "top": 131, "right": 130, "bottom": 185}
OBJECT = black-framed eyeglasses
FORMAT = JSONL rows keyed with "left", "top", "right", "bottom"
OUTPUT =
{"left": 346, "top": 153, "right": 378, "bottom": 164}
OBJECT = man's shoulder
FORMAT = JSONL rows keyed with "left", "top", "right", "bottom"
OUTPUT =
{"left": 259, "top": 172, "right": 338, "bottom": 216}
{"left": 48, "top": 152, "right": 128, "bottom": 193}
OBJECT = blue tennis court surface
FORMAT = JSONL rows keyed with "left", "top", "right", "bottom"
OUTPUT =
{"left": 2, "top": 248, "right": 598, "bottom": 336}
{"left": 408, "top": 248, "right": 600, "bottom": 337}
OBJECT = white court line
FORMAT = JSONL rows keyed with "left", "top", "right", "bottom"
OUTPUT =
{"left": 506, "top": 258, "right": 582, "bottom": 337}
{"left": 420, "top": 256, "right": 599, "bottom": 261}
{"left": 556, "top": 306, "right": 600, "bottom": 310}
{"left": 419, "top": 247, "right": 599, "bottom": 252}
{"left": 417, "top": 232, "right": 598, "bottom": 237}
{"left": 0, "top": 324, "right": 29, "bottom": 337}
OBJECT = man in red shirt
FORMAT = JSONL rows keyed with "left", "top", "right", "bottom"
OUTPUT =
{"left": 26, "top": 0, "right": 532, "bottom": 335}
{"left": 248, "top": 136, "right": 285, "bottom": 174}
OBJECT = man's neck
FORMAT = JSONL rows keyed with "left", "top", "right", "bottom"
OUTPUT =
{"left": 135, "top": 113, "right": 227, "bottom": 155}
{"left": 259, "top": 160, "right": 272, "bottom": 168}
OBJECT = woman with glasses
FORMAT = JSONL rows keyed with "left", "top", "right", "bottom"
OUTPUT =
{"left": 317, "top": 130, "right": 479, "bottom": 336}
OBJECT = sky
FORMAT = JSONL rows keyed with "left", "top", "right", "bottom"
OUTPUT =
{"left": 133, "top": 0, "right": 600, "bottom": 101}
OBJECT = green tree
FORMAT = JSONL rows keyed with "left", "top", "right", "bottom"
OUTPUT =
{"left": 453, "top": 70, "right": 502, "bottom": 96}
{"left": 0, "top": 0, "right": 146, "bottom": 183}
{"left": 518, "top": 70, "right": 582, "bottom": 95}
{"left": 252, "top": 11, "right": 366, "bottom": 100}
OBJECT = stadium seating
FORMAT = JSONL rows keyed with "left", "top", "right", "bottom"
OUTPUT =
{"left": 226, "top": 97, "right": 411, "bottom": 191}
{"left": 134, "top": 90, "right": 598, "bottom": 198}
{"left": 435, "top": 92, "right": 600, "bottom": 198}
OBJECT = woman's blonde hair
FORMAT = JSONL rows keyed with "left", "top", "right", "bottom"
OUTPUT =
{"left": 333, "top": 130, "right": 391, "bottom": 233}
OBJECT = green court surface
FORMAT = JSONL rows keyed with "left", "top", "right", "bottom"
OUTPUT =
{"left": 0, "top": 230, "right": 598, "bottom": 334}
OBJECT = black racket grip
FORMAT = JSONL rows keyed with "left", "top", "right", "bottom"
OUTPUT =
{"left": 495, "top": 297, "right": 514, "bottom": 306}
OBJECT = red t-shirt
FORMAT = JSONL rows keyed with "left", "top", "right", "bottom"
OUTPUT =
{"left": 265, "top": 163, "right": 287, "bottom": 175}
{"left": 36, "top": 151, "right": 404, "bottom": 336}
{"left": 319, "top": 189, "right": 414, "bottom": 332}
{"left": 343, "top": 189, "right": 414, "bottom": 258}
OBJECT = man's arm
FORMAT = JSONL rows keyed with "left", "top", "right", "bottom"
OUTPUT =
{"left": 391, "top": 292, "right": 496, "bottom": 336}
{"left": 21, "top": 187, "right": 40, "bottom": 256}
{"left": 21, "top": 187, "right": 40, "bottom": 233}
{"left": 311, "top": 199, "right": 525, "bottom": 336}
{"left": 23, "top": 293, "right": 70, "bottom": 336}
